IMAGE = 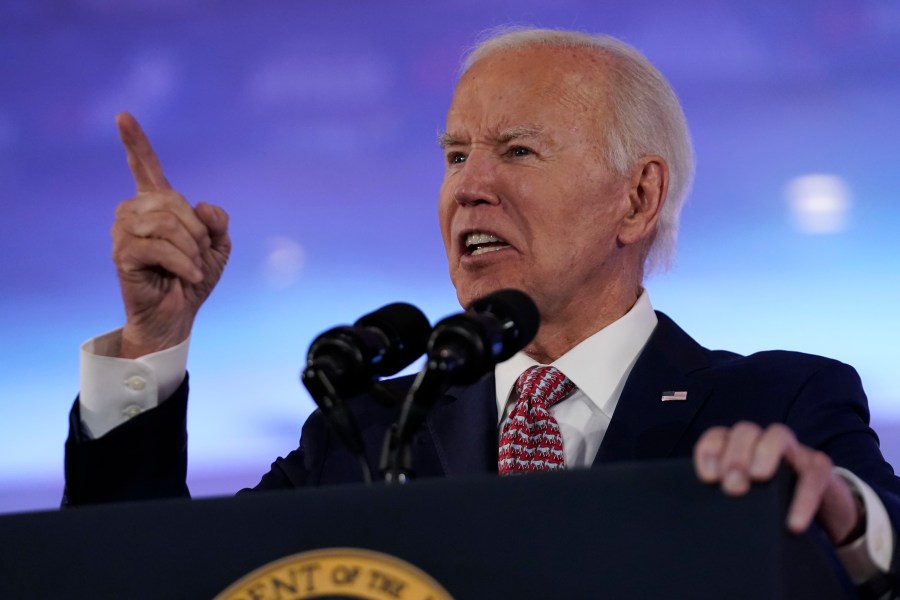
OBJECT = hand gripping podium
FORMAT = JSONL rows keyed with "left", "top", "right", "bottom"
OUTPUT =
{"left": 0, "top": 459, "right": 853, "bottom": 599}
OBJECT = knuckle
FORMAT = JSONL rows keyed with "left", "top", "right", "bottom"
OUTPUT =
{"left": 732, "top": 421, "right": 761, "bottom": 436}
{"left": 697, "top": 426, "right": 727, "bottom": 448}
{"left": 133, "top": 190, "right": 179, "bottom": 212}
{"left": 134, "top": 211, "right": 183, "bottom": 240}
{"left": 111, "top": 229, "right": 130, "bottom": 259}
{"left": 767, "top": 423, "right": 794, "bottom": 440}
{"left": 156, "top": 189, "right": 189, "bottom": 209}
{"left": 706, "top": 425, "right": 728, "bottom": 437}
{"left": 154, "top": 210, "right": 180, "bottom": 233}
{"left": 808, "top": 450, "right": 832, "bottom": 472}
{"left": 114, "top": 200, "right": 139, "bottom": 226}
{"left": 719, "top": 453, "right": 745, "bottom": 470}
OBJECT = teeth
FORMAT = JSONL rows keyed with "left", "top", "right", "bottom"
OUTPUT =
{"left": 466, "top": 232, "right": 502, "bottom": 246}
{"left": 465, "top": 231, "right": 510, "bottom": 256}
{"left": 471, "top": 245, "right": 505, "bottom": 256}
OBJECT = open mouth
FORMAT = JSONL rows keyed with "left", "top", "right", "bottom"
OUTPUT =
{"left": 465, "top": 232, "right": 511, "bottom": 256}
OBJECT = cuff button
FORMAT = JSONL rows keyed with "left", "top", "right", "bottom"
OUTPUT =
{"left": 125, "top": 375, "right": 146, "bottom": 391}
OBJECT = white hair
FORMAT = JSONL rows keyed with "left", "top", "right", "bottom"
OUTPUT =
{"left": 461, "top": 27, "right": 695, "bottom": 274}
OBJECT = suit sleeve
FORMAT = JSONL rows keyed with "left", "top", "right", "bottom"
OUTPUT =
{"left": 785, "top": 360, "right": 900, "bottom": 593}
{"left": 63, "top": 374, "right": 370, "bottom": 505}
{"left": 63, "top": 376, "right": 192, "bottom": 506}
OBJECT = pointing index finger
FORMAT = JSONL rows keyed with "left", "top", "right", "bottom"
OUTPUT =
{"left": 116, "top": 112, "right": 172, "bottom": 193}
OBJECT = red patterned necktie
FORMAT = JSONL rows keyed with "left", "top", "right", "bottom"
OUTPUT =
{"left": 498, "top": 365, "right": 575, "bottom": 474}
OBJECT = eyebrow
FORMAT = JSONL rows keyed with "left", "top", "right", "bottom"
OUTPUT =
{"left": 497, "top": 125, "right": 544, "bottom": 143}
{"left": 437, "top": 125, "right": 545, "bottom": 149}
{"left": 437, "top": 131, "right": 461, "bottom": 149}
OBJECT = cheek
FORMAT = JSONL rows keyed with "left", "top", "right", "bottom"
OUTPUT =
{"left": 437, "top": 190, "right": 453, "bottom": 250}
{"left": 546, "top": 206, "right": 616, "bottom": 266}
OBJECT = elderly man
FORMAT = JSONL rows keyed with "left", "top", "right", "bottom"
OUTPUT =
{"left": 65, "top": 28, "right": 898, "bottom": 594}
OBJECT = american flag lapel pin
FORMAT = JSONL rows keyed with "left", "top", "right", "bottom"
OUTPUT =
{"left": 661, "top": 390, "right": 688, "bottom": 402}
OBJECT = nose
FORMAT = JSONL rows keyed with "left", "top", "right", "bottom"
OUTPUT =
{"left": 451, "top": 152, "right": 501, "bottom": 207}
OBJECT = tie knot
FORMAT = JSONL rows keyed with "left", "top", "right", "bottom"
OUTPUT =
{"left": 514, "top": 365, "right": 574, "bottom": 409}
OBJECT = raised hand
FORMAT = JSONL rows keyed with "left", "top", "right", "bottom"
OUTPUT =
{"left": 111, "top": 113, "right": 231, "bottom": 358}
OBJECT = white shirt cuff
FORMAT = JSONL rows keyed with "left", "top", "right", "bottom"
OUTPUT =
{"left": 78, "top": 328, "right": 190, "bottom": 439}
{"left": 833, "top": 467, "right": 895, "bottom": 584}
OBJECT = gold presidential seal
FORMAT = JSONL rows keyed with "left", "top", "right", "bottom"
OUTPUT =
{"left": 214, "top": 547, "right": 454, "bottom": 600}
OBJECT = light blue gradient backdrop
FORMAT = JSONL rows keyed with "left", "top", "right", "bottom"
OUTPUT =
{"left": 1, "top": 1, "right": 898, "bottom": 513}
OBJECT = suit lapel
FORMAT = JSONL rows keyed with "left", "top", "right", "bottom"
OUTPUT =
{"left": 425, "top": 374, "right": 499, "bottom": 476}
{"left": 594, "top": 312, "right": 713, "bottom": 464}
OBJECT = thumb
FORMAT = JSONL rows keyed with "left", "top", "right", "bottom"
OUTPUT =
{"left": 195, "top": 202, "right": 230, "bottom": 246}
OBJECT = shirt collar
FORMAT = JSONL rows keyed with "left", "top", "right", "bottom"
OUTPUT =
{"left": 494, "top": 291, "right": 658, "bottom": 421}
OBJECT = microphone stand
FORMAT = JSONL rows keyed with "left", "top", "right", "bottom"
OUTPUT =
{"left": 380, "top": 350, "right": 461, "bottom": 484}
{"left": 301, "top": 365, "right": 374, "bottom": 485}
{"left": 379, "top": 289, "right": 539, "bottom": 484}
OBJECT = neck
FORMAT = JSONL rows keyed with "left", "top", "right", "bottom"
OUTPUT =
{"left": 523, "top": 285, "right": 641, "bottom": 364}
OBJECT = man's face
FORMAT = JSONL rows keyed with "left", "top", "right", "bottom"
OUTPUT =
{"left": 438, "top": 46, "right": 633, "bottom": 322}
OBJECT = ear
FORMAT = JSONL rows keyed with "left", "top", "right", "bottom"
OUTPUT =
{"left": 617, "top": 155, "right": 668, "bottom": 247}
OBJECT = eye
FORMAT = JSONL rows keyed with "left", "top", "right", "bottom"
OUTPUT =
{"left": 507, "top": 146, "right": 532, "bottom": 158}
{"left": 447, "top": 151, "right": 467, "bottom": 165}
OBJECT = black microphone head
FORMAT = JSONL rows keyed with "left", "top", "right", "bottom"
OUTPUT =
{"left": 470, "top": 289, "right": 539, "bottom": 362}
{"left": 354, "top": 302, "right": 431, "bottom": 376}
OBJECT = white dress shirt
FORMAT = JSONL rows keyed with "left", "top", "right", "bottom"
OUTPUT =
{"left": 494, "top": 291, "right": 657, "bottom": 468}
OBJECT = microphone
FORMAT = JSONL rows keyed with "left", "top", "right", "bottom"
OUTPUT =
{"left": 381, "top": 289, "right": 539, "bottom": 482}
{"left": 302, "top": 302, "right": 431, "bottom": 483}
{"left": 424, "top": 288, "right": 540, "bottom": 385}
{"left": 304, "top": 302, "right": 431, "bottom": 397}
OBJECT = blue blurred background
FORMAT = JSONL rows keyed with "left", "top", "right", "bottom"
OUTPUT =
{"left": 1, "top": 0, "right": 898, "bottom": 513}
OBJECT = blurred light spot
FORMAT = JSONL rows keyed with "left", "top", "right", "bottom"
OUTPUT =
{"left": 263, "top": 236, "right": 306, "bottom": 289}
{"left": 786, "top": 174, "right": 851, "bottom": 234}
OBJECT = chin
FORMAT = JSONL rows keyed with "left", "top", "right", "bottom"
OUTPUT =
{"left": 454, "top": 278, "right": 529, "bottom": 310}
{"left": 454, "top": 282, "right": 494, "bottom": 310}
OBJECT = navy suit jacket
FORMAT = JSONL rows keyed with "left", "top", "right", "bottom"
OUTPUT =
{"left": 64, "top": 312, "right": 900, "bottom": 581}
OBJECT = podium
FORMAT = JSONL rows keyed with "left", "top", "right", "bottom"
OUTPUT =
{"left": 0, "top": 460, "right": 852, "bottom": 598}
